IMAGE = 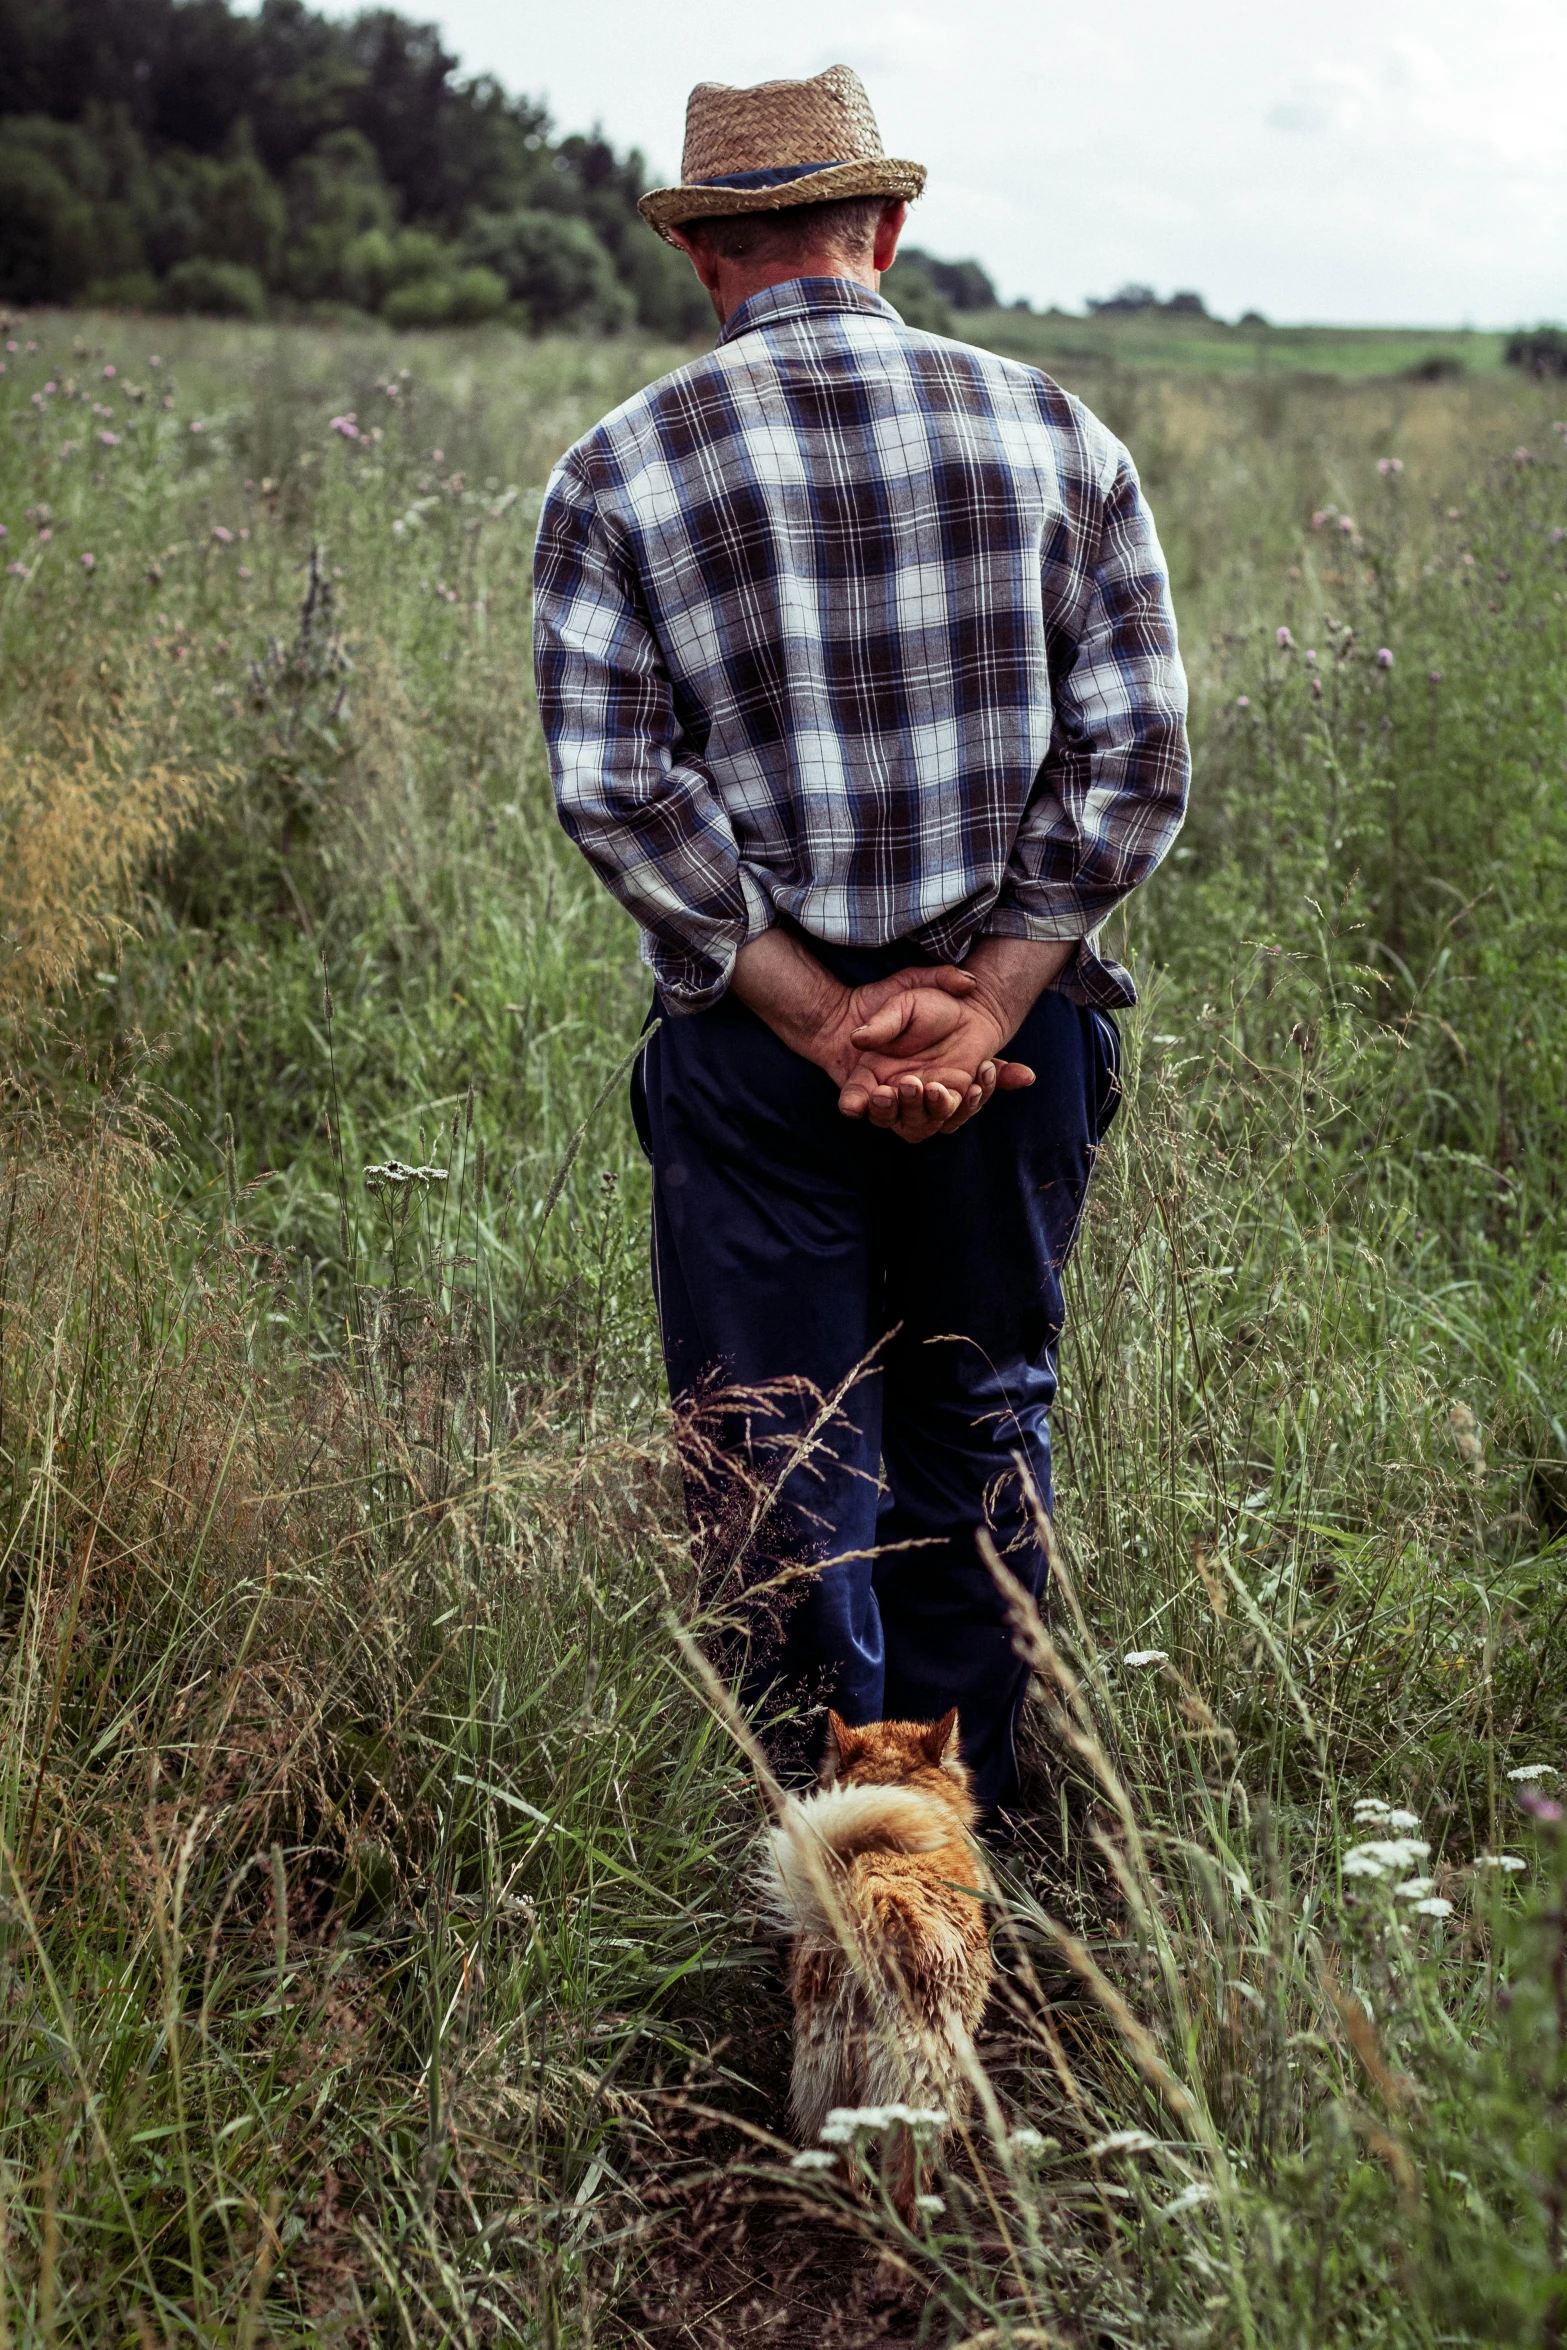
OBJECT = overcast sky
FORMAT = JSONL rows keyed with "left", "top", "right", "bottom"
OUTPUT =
{"left": 364, "top": 0, "right": 1567, "bottom": 326}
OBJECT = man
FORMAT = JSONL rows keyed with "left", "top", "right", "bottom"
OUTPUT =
{"left": 533, "top": 66, "right": 1188, "bottom": 1818}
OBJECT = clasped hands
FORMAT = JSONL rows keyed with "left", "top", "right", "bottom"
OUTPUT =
{"left": 823, "top": 964, "right": 1034, "bottom": 1141}
{"left": 731, "top": 930, "right": 1072, "bottom": 1145}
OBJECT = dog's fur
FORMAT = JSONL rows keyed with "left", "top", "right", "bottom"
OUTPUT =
{"left": 756, "top": 1708, "right": 993, "bottom": 2209}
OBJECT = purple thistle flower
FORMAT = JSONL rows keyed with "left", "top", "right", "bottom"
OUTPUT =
{"left": 1376, "top": 648, "right": 1394, "bottom": 668}
{"left": 1277, "top": 626, "right": 1293, "bottom": 649}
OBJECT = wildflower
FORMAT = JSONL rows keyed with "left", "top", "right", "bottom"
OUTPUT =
{"left": 98, "top": 430, "right": 121, "bottom": 447}
{"left": 1162, "top": 2182, "right": 1216, "bottom": 2216}
{"left": 43, "top": 380, "right": 55, "bottom": 394}
{"left": 1551, "top": 528, "right": 1565, "bottom": 544}
{"left": 1277, "top": 625, "right": 1293, "bottom": 648}
{"left": 431, "top": 447, "right": 444, "bottom": 461}
{"left": 1376, "top": 456, "right": 1404, "bottom": 475}
{"left": 1375, "top": 647, "right": 1393, "bottom": 668}
{"left": 37, "top": 527, "right": 52, "bottom": 542}
{"left": 789, "top": 2148, "right": 838, "bottom": 2171}
{"left": 364, "top": 1160, "right": 450, "bottom": 1191}
{"left": 330, "top": 413, "right": 360, "bottom": 439}
{"left": 212, "top": 525, "right": 234, "bottom": 544}
{"left": 914, "top": 2194, "right": 946, "bottom": 2215}
{"left": 1507, "top": 1764, "right": 1559, "bottom": 1784}
{"left": 149, "top": 355, "right": 161, "bottom": 368}
{"left": 1429, "top": 669, "right": 1443, "bottom": 684}
{"left": 1235, "top": 694, "right": 1250, "bottom": 710}
{"left": 238, "top": 565, "right": 253, "bottom": 579}
{"left": 1447, "top": 505, "right": 1461, "bottom": 519}
{"left": 1353, "top": 1799, "right": 1393, "bottom": 1823}
{"left": 190, "top": 420, "right": 203, "bottom": 434}
{"left": 59, "top": 442, "right": 78, "bottom": 457}
{"left": 0, "top": 525, "right": 6, "bottom": 540}
{"left": 1339, "top": 515, "right": 1355, "bottom": 533}
{"left": 1513, "top": 447, "right": 1532, "bottom": 464}
{"left": 818, "top": 2104, "right": 947, "bottom": 2145}
{"left": 1309, "top": 677, "right": 1322, "bottom": 700}
{"left": 163, "top": 395, "right": 174, "bottom": 409}
{"left": 1008, "top": 2127, "right": 1051, "bottom": 2156}
{"left": 1474, "top": 1854, "right": 1525, "bottom": 1871}
{"left": 392, "top": 518, "right": 405, "bottom": 534}
{"left": 1090, "top": 2130, "right": 1159, "bottom": 2158}
{"left": 1517, "top": 1788, "right": 1565, "bottom": 1824}
{"left": 1123, "top": 1650, "right": 1168, "bottom": 1668}
{"left": 1395, "top": 1877, "right": 1436, "bottom": 1900}
{"left": 1342, "top": 1837, "right": 1430, "bottom": 1878}
{"left": 103, "top": 364, "right": 116, "bottom": 379}
{"left": 1311, "top": 507, "right": 1335, "bottom": 529}
{"left": 4, "top": 340, "right": 15, "bottom": 353}
{"left": 1412, "top": 1897, "right": 1453, "bottom": 1918}
{"left": 5, "top": 562, "right": 30, "bottom": 578}
{"left": 80, "top": 552, "right": 95, "bottom": 571}
{"left": 1304, "top": 647, "right": 1318, "bottom": 664}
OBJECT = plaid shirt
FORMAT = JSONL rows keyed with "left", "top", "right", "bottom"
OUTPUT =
{"left": 533, "top": 277, "right": 1188, "bottom": 1011}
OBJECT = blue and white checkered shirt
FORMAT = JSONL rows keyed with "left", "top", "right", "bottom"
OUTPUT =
{"left": 533, "top": 276, "right": 1188, "bottom": 1011}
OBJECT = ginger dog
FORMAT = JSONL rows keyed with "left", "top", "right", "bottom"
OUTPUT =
{"left": 758, "top": 1708, "right": 993, "bottom": 2215}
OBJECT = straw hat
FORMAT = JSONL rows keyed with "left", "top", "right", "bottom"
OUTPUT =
{"left": 638, "top": 65, "right": 926, "bottom": 243}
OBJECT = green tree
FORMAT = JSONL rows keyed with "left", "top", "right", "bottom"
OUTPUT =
{"left": 199, "top": 121, "right": 286, "bottom": 277}
{"left": 284, "top": 125, "right": 395, "bottom": 301}
{"left": 461, "top": 207, "right": 632, "bottom": 331}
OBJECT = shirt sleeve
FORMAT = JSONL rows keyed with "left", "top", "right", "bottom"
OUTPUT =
{"left": 532, "top": 454, "right": 772, "bottom": 1011}
{"left": 985, "top": 437, "right": 1190, "bottom": 1007}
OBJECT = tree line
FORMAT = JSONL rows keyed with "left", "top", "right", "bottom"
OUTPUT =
{"left": 0, "top": 0, "right": 1000, "bottom": 334}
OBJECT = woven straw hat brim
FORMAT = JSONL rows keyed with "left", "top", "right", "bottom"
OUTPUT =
{"left": 639, "top": 157, "right": 926, "bottom": 243}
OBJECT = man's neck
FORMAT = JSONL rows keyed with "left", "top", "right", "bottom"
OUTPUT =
{"left": 706, "top": 253, "right": 878, "bottom": 328}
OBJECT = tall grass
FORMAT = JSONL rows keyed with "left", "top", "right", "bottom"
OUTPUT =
{"left": 0, "top": 308, "right": 1564, "bottom": 2344}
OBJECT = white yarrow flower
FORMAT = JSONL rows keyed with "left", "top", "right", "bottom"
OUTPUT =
{"left": 1474, "top": 1854, "right": 1526, "bottom": 1872}
{"left": 1161, "top": 2182, "right": 1217, "bottom": 2217}
{"left": 914, "top": 2194, "right": 946, "bottom": 2215}
{"left": 1342, "top": 1837, "right": 1431, "bottom": 1878}
{"left": 1386, "top": 1809, "right": 1422, "bottom": 1831}
{"left": 1395, "top": 1877, "right": 1437, "bottom": 1901}
{"left": 1507, "top": 1764, "right": 1559, "bottom": 1784}
{"left": 1008, "top": 2127, "right": 1051, "bottom": 2157}
{"left": 1413, "top": 1897, "right": 1454, "bottom": 1918}
{"left": 1090, "top": 2130, "right": 1159, "bottom": 2158}
{"left": 790, "top": 2148, "right": 838, "bottom": 2171}
{"left": 1123, "top": 1650, "right": 1169, "bottom": 1669}
{"left": 1352, "top": 1799, "right": 1393, "bottom": 1823}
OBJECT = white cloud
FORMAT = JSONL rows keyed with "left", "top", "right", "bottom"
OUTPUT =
{"left": 334, "top": 0, "right": 1567, "bottom": 324}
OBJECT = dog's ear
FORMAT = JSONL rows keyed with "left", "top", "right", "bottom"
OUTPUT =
{"left": 821, "top": 1709, "right": 859, "bottom": 1784}
{"left": 921, "top": 1708, "right": 962, "bottom": 1772}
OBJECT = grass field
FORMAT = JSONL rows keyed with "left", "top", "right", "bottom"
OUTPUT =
{"left": 2, "top": 305, "right": 1566, "bottom": 2347}
{"left": 964, "top": 307, "right": 1509, "bottom": 383}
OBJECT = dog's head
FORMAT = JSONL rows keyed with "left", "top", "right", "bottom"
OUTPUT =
{"left": 819, "top": 1707, "right": 974, "bottom": 1817}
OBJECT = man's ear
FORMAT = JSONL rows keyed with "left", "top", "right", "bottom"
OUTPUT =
{"left": 921, "top": 1707, "right": 962, "bottom": 1772}
{"left": 821, "top": 1709, "right": 859, "bottom": 1784}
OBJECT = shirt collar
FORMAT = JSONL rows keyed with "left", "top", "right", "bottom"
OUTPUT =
{"left": 717, "top": 276, "right": 903, "bottom": 347}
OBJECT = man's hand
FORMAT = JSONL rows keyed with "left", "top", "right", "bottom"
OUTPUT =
{"left": 728, "top": 930, "right": 1077, "bottom": 1144}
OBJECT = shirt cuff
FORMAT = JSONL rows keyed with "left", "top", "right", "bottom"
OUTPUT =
{"left": 638, "top": 872, "right": 777, "bottom": 1014}
{"left": 978, "top": 911, "right": 1137, "bottom": 1008}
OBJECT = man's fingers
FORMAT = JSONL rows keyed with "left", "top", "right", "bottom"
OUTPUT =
{"left": 903, "top": 966, "right": 975, "bottom": 996}
{"left": 994, "top": 1058, "right": 1035, "bottom": 1090}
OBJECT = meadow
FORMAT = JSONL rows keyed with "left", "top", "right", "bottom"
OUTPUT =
{"left": 1, "top": 305, "right": 1565, "bottom": 2347}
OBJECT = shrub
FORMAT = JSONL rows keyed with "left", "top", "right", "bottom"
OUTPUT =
{"left": 381, "top": 265, "right": 506, "bottom": 329}
{"left": 82, "top": 269, "right": 162, "bottom": 309}
{"left": 162, "top": 255, "right": 267, "bottom": 316}
{"left": 1505, "top": 325, "right": 1567, "bottom": 378}
{"left": 460, "top": 207, "right": 633, "bottom": 332}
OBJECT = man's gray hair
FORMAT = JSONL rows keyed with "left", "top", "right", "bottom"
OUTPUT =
{"left": 684, "top": 196, "right": 893, "bottom": 267}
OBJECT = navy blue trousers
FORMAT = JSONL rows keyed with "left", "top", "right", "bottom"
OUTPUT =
{"left": 631, "top": 938, "right": 1119, "bottom": 1812}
